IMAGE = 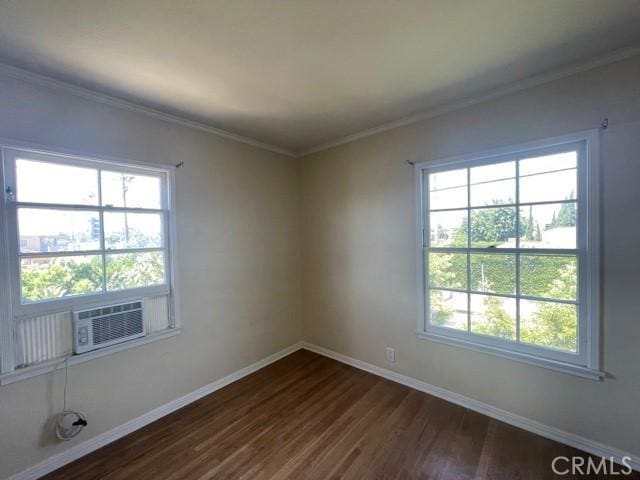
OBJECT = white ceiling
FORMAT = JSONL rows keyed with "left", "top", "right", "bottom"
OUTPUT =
{"left": 1, "top": 1, "right": 640, "bottom": 155}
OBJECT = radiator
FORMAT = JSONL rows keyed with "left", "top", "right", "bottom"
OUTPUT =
{"left": 16, "top": 311, "right": 71, "bottom": 367}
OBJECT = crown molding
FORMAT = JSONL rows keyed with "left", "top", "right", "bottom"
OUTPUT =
{"left": 0, "top": 62, "right": 297, "bottom": 158}
{"left": 2, "top": 45, "right": 639, "bottom": 160}
{"left": 297, "top": 45, "right": 640, "bottom": 157}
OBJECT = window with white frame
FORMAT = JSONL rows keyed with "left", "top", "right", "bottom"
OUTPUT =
{"left": 416, "top": 132, "right": 600, "bottom": 377}
{"left": 0, "top": 146, "right": 178, "bottom": 377}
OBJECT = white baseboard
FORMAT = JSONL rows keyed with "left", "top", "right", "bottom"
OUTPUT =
{"left": 8, "top": 340, "right": 638, "bottom": 479}
{"left": 7, "top": 342, "right": 304, "bottom": 480}
{"left": 301, "top": 342, "right": 640, "bottom": 471}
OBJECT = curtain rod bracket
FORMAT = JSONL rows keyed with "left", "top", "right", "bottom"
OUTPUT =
{"left": 601, "top": 118, "right": 609, "bottom": 130}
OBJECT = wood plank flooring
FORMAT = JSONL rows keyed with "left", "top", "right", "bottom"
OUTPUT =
{"left": 45, "top": 350, "right": 636, "bottom": 479}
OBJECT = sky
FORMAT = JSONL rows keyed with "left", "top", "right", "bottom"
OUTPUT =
{"left": 15, "top": 158, "right": 162, "bottom": 246}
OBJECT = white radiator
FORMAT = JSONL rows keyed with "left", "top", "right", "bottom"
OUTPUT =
{"left": 143, "top": 295, "right": 170, "bottom": 333}
{"left": 16, "top": 311, "right": 71, "bottom": 367}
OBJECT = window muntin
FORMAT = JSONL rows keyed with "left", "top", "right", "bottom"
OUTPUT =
{"left": 5, "top": 149, "right": 170, "bottom": 309}
{"left": 421, "top": 140, "right": 592, "bottom": 366}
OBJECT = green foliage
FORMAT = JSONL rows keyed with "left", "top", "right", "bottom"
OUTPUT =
{"left": 21, "top": 253, "right": 164, "bottom": 302}
{"left": 429, "top": 203, "right": 579, "bottom": 351}
{"left": 469, "top": 266, "right": 577, "bottom": 351}
{"left": 453, "top": 205, "right": 517, "bottom": 247}
{"left": 429, "top": 252, "right": 466, "bottom": 289}
{"left": 430, "top": 291, "right": 454, "bottom": 327}
{"left": 520, "top": 302, "right": 577, "bottom": 352}
{"left": 471, "top": 296, "right": 516, "bottom": 340}
{"left": 21, "top": 257, "right": 103, "bottom": 302}
{"left": 106, "top": 252, "right": 165, "bottom": 290}
{"left": 521, "top": 205, "right": 543, "bottom": 242}
{"left": 453, "top": 204, "right": 541, "bottom": 247}
{"left": 470, "top": 254, "right": 515, "bottom": 294}
{"left": 470, "top": 206, "right": 517, "bottom": 246}
{"left": 520, "top": 256, "right": 576, "bottom": 300}
{"left": 552, "top": 199, "right": 577, "bottom": 228}
{"left": 430, "top": 250, "right": 578, "bottom": 351}
{"left": 522, "top": 205, "right": 534, "bottom": 241}
{"left": 520, "top": 261, "right": 578, "bottom": 351}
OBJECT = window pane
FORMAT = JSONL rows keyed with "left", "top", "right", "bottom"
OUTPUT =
{"left": 520, "top": 255, "right": 577, "bottom": 301}
{"left": 430, "top": 290, "right": 468, "bottom": 331}
{"left": 519, "top": 151, "right": 577, "bottom": 176}
{"left": 519, "top": 203, "right": 576, "bottom": 249}
{"left": 18, "top": 208, "right": 100, "bottom": 253}
{"left": 520, "top": 299, "right": 577, "bottom": 352}
{"left": 429, "top": 168, "right": 467, "bottom": 210}
{"left": 104, "top": 212, "right": 163, "bottom": 249}
{"left": 16, "top": 159, "right": 98, "bottom": 205}
{"left": 470, "top": 207, "right": 516, "bottom": 248}
{"left": 470, "top": 254, "right": 515, "bottom": 294}
{"left": 21, "top": 255, "right": 103, "bottom": 303}
{"left": 106, "top": 251, "right": 165, "bottom": 291}
{"left": 428, "top": 252, "right": 467, "bottom": 290}
{"left": 519, "top": 151, "right": 577, "bottom": 204}
{"left": 520, "top": 169, "right": 576, "bottom": 204}
{"left": 470, "top": 294, "right": 516, "bottom": 340}
{"left": 101, "top": 171, "right": 162, "bottom": 209}
{"left": 470, "top": 161, "right": 515, "bottom": 207}
{"left": 429, "top": 210, "right": 467, "bottom": 247}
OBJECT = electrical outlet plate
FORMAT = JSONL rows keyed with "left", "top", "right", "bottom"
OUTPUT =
{"left": 385, "top": 347, "right": 395, "bottom": 362}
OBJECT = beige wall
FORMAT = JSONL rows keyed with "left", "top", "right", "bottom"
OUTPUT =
{"left": 301, "top": 56, "right": 640, "bottom": 456}
{"left": 0, "top": 72, "right": 302, "bottom": 478}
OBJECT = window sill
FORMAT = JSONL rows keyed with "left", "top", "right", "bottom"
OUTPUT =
{"left": 416, "top": 330, "right": 604, "bottom": 381}
{"left": 0, "top": 328, "right": 181, "bottom": 385}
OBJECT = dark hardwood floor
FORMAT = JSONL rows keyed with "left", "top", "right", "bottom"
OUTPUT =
{"left": 45, "top": 350, "right": 636, "bottom": 479}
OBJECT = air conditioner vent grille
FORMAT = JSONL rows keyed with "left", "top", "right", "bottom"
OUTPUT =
{"left": 92, "top": 310, "right": 143, "bottom": 345}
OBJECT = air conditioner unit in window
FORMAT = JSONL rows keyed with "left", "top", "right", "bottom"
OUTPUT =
{"left": 73, "top": 301, "right": 146, "bottom": 354}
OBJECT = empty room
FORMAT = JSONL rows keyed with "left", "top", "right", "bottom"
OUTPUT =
{"left": 1, "top": 1, "right": 640, "bottom": 479}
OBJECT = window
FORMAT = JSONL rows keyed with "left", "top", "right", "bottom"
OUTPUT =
{"left": 416, "top": 132, "right": 600, "bottom": 378}
{"left": 0, "top": 146, "right": 179, "bottom": 379}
